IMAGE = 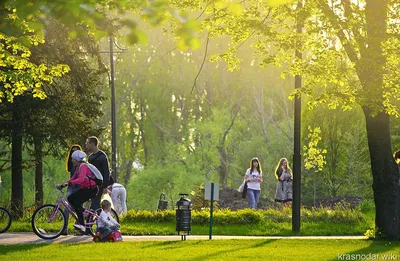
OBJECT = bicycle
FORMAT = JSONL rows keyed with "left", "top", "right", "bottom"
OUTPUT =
{"left": 31, "top": 186, "right": 119, "bottom": 240}
{"left": 0, "top": 207, "right": 12, "bottom": 233}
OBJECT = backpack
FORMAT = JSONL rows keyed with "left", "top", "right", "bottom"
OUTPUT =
{"left": 80, "top": 163, "right": 103, "bottom": 186}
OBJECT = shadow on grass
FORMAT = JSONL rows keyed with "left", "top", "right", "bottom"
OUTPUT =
{"left": 329, "top": 239, "right": 400, "bottom": 261}
{"left": 249, "top": 239, "right": 278, "bottom": 249}
{"left": 170, "top": 239, "right": 277, "bottom": 261}
{"left": 0, "top": 244, "right": 47, "bottom": 256}
{"left": 139, "top": 240, "right": 182, "bottom": 250}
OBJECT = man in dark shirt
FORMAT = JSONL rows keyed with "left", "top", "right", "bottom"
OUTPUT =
{"left": 85, "top": 136, "right": 110, "bottom": 210}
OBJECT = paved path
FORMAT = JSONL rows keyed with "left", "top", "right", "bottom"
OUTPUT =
{"left": 0, "top": 232, "right": 368, "bottom": 245}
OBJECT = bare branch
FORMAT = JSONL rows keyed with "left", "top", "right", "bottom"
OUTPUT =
{"left": 191, "top": 31, "right": 211, "bottom": 94}
{"left": 146, "top": 112, "right": 195, "bottom": 153}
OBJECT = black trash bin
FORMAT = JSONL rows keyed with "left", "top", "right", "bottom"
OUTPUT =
{"left": 176, "top": 193, "right": 191, "bottom": 240}
{"left": 157, "top": 193, "right": 168, "bottom": 211}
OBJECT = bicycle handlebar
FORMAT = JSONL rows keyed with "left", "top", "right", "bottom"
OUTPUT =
{"left": 55, "top": 185, "right": 66, "bottom": 192}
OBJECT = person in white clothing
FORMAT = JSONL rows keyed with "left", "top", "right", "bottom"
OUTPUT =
{"left": 244, "top": 157, "right": 263, "bottom": 209}
{"left": 108, "top": 176, "right": 127, "bottom": 215}
{"left": 97, "top": 199, "right": 120, "bottom": 240}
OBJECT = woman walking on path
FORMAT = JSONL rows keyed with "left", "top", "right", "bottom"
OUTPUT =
{"left": 274, "top": 158, "right": 293, "bottom": 205}
{"left": 244, "top": 157, "right": 263, "bottom": 209}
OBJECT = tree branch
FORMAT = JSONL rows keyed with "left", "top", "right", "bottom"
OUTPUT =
{"left": 191, "top": 31, "right": 211, "bottom": 94}
{"left": 146, "top": 112, "right": 195, "bottom": 153}
{"left": 318, "top": 0, "right": 359, "bottom": 65}
{"left": 340, "top": 0, "right": 367, "bottom": 59}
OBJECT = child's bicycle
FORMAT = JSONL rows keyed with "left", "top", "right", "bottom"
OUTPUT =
{"left": 0, "top": 207, "right": 12, "bottom": 233}
{"left": 31, "top": 186, "right": 119, "bottom": 240}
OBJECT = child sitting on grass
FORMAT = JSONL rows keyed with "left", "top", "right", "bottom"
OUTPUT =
{"left": 97, "top": 199, "right": 120, "bottom": 240}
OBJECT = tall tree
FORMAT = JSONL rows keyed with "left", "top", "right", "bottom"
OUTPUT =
{"left": 165, "top": 0, "right": 400, "bottom": 239}
{"left": 0, "top": 15, "right": 69, "bottom": 216}
{"left": 26, "top": 18, "right": 105, "bottom": 207}
{"left": 0, "top": 14, "right": 104, "bottom": 214}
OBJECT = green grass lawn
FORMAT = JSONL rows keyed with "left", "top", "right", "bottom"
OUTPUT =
{"left": 0, "top": 239, "right": 399, "bottom": 261}
{"left": 8, "top": 219, "right": 371, "bottom": 236}
{"left": 9, "top": 201, "right": 375, "bottom": 239}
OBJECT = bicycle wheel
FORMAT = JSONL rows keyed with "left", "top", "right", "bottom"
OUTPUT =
{"left": 32, "top": 204, "right": 66, "bottom": 240}
{"left": 0, "top": 207, "right": 12, "bottom": 233}
{"left": 86, "top": 208, "right": 119, "bottom": 236}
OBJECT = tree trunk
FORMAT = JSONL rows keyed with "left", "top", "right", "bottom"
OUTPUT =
{"left": 11, "top": 102, "right": 23, "bottom": 218}
{"left": 125, "top": 159, "right": 133, "bottom": 186}
{"left": 363, "top": 109, "right": 400, "bottom": 239}
{"left": 139, "top": 100, "right": 148, "bottom": 165}
{"left": 34, "top": 136, "right": 43, "bottom": 207}
{"left": 218, "top": 147, "right": 228, "bottom": 187}
{"left": 359, "top": 0, "right": 400, "bottom": 239}
{"left": 217, "top": 106, "right": 240, "bottom": 187}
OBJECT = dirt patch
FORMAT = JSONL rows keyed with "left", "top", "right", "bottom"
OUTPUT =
{"left": 215, "top": 187, "right": 275, "bottom": 210}
{"left": 192, "top": 187, "right": 362, "bottom": 210}
{"left": 313, "top": 196, "right": 363, "bottom": 209}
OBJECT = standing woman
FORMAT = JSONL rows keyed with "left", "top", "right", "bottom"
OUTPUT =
{"left": 62, "top": 144, "right": 82, "bottom": 235}
{"left": 274, "top": 158, "right": 293, "bottom": 205}
{"left": 244, "top": 157, "right": 263, "bottom": 209}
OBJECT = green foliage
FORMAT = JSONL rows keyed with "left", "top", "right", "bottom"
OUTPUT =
{"left": 364, "top": 226, "right": 375, "bottom": 239}
{"left": 2, "top": 0, "right": 203, "bottom": 51}
{"left": 122, "top": 206, "right": 364, "bottom": 225}
{"left": 358, "top": 199, "right": 375, "bottom": 215}
{"left": 123, "top": 210, "right": 175, "bottom": 222}
{"left": 127, "top": 162, "right": 204, "bottom": 210}
{"left": 303, "top": 126, "right": 326, "bottom": 171}
{"left": 301, "top": 106, "right": 372, "bottom": 201}
{"left": 0, "top": 29, "right": 70, "bottom": 103}
{"left": 190, "top": 184, "right": 220, "bottom": 210}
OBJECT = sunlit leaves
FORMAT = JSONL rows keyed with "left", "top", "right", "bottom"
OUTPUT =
{"left": 214, "top": 0, "right": 244, "bottom": 15}
{"left": 266, "top": 0, "right": 297, "bottom": 7}
{"left": 127, "top": 28, "right": 149, "bottom": 45}
{"left": 382, "top": 36, "right": 400, "bottom": 118}
{"left": 176, "top": 19, "right": 201, "bottom": 50}
{"left": 303, "top": 126, "right": 326, "bottom": 172}
{"left": 141, "top": 1, "right": 171, "bottom": 26}
{"left": 0, "top": 33, "right": 70, "bottom": 103}
{"left": 227, "top": 2, "right": 244, "bottom": 15}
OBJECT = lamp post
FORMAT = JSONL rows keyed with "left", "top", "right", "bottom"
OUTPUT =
{"left": 292, "top": 0, "right": 303, "bottom": 233}
{"left": 100, "top": 35, "right": 126, "bottom": 180}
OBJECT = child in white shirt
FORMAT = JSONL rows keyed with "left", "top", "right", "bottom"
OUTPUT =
{"left": 97, "top": 199, "right": 120, "bottom": 240}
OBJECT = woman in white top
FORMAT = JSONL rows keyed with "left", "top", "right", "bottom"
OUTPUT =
{"left": 244, "top": 157, "right": 263, "bottom": 209}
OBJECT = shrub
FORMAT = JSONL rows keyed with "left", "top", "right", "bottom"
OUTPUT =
{"left": 123, "top": 210, "right": 175, "bottom": 222}
{"left": 358, "top": 200, "right": 375, "bottom": 214}
{"left": 123, "top": 205, "right": 364, "bottom": 225}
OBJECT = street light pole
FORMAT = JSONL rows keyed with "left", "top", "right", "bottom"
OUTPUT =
{"left": 292, "top": 0, "right": 303, "bottom": 233}
{"left": 100, "top": 35, "right": 126, "bottom": 180}
{"left": 109, "top": 35, "right": 117, "bottom": 180}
